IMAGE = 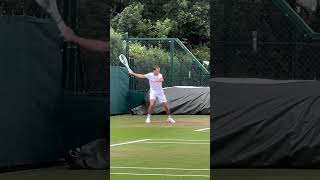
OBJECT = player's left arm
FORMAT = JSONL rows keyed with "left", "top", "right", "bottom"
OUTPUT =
{"left": 156, "top": 74, "right": 164, "bottom": 83}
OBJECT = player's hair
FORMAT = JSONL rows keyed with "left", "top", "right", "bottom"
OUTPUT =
{"left": 152, "top": 66, "right": 160, "bottom": 71}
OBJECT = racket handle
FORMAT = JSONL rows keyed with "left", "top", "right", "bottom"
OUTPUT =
{"left": 126, "top": 65, "right": 132, "bottom": 72}
{"left": 57, "top": 21, "right": 67, "bottom": 34}
{"left": 36, "top": 0, "right": 66, "bottom": 34}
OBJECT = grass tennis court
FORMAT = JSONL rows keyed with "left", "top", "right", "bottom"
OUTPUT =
{"left": 0, "top": 167, "right": 106, "bottom": 180}
{"left": 110, "top": 115, "right": 210, "bottom": 180}
{"left": 214, "top": 169, "right": 320, "bottom": 180}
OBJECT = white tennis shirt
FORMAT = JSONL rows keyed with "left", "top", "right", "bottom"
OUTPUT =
{"left": 145, "top": 73, "right": 164, "bottom": 94}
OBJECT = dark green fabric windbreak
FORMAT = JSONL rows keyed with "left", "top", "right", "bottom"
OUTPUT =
{"left": 0, "top": 16, "right": 62, "bottom": 168}
{"left": 59, "top": 93, "right": 108, "bottom": 152}
{"left": 110, "top": 66, "right": 129, "bottom": 114}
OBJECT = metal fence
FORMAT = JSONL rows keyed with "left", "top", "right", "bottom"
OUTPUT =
{"left": 212, "top": 0, "right": 320, "bottom": 80}
{"left": 112, "top": 33, "right": 210, "bottom": 91}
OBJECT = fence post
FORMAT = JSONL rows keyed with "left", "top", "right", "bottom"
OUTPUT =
{"left": 169, "top": 40, "right": 174, "bottom": 87}
{"left": 123, "top": 32, "right": 129, "bottom": 56}
{"left": 63, "top": 0, "right": 79, "bottom": 93}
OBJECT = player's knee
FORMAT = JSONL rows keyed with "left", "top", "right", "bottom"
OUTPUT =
{"left": 149, "top": 101, "right": 155, "bottom": 107}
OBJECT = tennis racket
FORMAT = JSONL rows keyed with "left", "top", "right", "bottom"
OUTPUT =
{"left": 119, "top": 54, "right": 133, "bottom": 72}
{"left": 35, "top": 0, "right": 109, "bottom": 53}
{"left": 35, "top": 0, "right": 67, "bottom": 34}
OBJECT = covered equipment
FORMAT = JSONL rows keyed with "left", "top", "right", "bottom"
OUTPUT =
{"left": 132, "top": 86, "right": 210, "bottom": 115}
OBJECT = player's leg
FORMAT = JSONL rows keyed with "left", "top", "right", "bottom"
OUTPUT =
{"left": 162, "top": 102, "right": 171, "bottom": 115}
{"left": 147, "top": 99, "right": 156, "bottom": 115}
{"left": 158, "top": 94, "right": 175, "bottom": 123}
{"left": 146, "top": 93, "right": 156, "bottom": 123}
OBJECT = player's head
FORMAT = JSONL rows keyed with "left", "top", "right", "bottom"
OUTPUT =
{"left": 152, "top": 66, "right": 160, "bottom": 75}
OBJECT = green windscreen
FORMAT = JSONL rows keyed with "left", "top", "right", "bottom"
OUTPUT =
{"left": 110, "top": 66, "right": 130, "bottom": 115}
{"left": 0, "top": 16, "right": 62, "bottom": 168}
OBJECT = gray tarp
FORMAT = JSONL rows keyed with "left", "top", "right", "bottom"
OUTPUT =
{"left": 132, "top": 86, "right": 210, "bottom": 115}
{"left": 211, "top": 78, "right": 320, "bottom": 168}
{"left": 65, "top": 138, "right": 108, "bottom": 169}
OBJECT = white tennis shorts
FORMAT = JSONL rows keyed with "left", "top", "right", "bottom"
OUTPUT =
{"left": 150, "top": 91, "right": 167, "bottom": 103}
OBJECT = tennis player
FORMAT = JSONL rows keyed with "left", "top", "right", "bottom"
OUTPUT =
{"left": 129, "top": 66, "right": 175, "bottom": 124}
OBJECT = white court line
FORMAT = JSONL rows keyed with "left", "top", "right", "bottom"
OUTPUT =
{"left": 110, "top": 172, "right": 210, "bottom": 178}
{"left": 110, "top": 139, "right": 210, "bottom": 147}
{"left": 111, "top": 166, "right": 210, "bottom": 171}
{"left": 110, "top": 139, "right": 150, "bottom": 147}
{"left": 150, "top": 139, "right": 209, "bottom": 142}
{"left": 194, "top": 128, "right": 210, "bottom": 132}
{"left": 141, "top": 142, "right": 209, "bottom": 145}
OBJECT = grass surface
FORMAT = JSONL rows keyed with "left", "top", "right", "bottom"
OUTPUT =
{"left": 110, "top": 115, "right": 210, "bottom": 180}
{"left": 0, "top": 167, "right": 107, "bottom": 180}
{"left": 214, "top": 169, "right": 320, "bottom": 180}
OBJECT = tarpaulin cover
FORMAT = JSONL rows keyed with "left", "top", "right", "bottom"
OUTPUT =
{"left": 132, "top": 86, "right": 210, "bottom": 115}
{"left": 211, "top": 78, "right": 320, "bottom": 168}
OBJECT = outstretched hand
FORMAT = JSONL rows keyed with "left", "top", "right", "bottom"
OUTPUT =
{"left": 62, "top": 26, "right": 110, "bottom": 53}
{"left": 62, "top": 26, "right": 77, "bottom": 42}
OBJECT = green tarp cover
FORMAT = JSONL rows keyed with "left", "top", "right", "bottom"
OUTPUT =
{"left": 0, "top": 16, "right": 62, "bottom": 168}
{"left": 0, "top": 16, "right": 108, "bottom": 170}
{"left": 110, "top": 66, "right": 129, "bottom": 114}
{"left": 59, "top": 93, "right": 108, "bottom": 152}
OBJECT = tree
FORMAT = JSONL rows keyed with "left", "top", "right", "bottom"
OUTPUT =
{"left": 111, "top": 0, "right": 210, "bottom": 45}
{"left": 111, "top": 2, "right": 149, "bottom": 37}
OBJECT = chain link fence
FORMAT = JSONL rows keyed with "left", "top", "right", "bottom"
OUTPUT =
{"left": 212, "top": 0, "right": 320, "bottom": 80}
{"left": 111, "top": 34, "right": 210, "bottom": 91}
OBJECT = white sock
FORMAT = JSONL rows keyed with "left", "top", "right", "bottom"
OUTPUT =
{"left": 168, "top": 115, "right": 171, "bottom": 119}
{"left": 147, "top": 114, "right": 151, "bottom": 119}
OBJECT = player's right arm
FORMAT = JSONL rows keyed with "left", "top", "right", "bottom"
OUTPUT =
{"left": 129, "top": 71, "right": 147, "bottom": 79}
{"left": 63, "top": 27, "right": 109, "bottom": 53}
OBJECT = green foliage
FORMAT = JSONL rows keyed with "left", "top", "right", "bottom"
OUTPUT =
{"left": 111, "top": 0, "right": 209, "bottom": 45}
{"left": 149, "top": 19, "right": 173, "bottom": 38}
{"left": 191, "top": 45, "right": 210, "bottom": 65}
{"left": 111, "top": 2, "right": 148, "bottom": 37}
{"left": 168, "top": 0, "right": 210, "bottom": 40}
{"left": 129, "top": 43, "right": 169, "bottom": 62}
{"left": 111, "top": 2, "right": 173, "bottom": 38}
{"left": 110, "top": 0, "right": 210, "bottom": 78}
{"left": 128, "top": 43, "right": 170, "bottom": 73}
{"left": 110, "top": 28, "right": 123, "bottom": 65}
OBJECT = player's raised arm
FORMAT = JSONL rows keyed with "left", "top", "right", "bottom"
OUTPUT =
{"left": 35, "top": 0, "right": 110, "bottom": 53}
{"left": 129, "top": 70, "right": 147, "bottom": 79}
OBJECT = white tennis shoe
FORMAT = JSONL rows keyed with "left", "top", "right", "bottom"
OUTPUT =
{"left": 166, "top": 117, "right": 175, "bottom": 123}
{"left": 145, "top": 117, "right": 151, "bottom": 124}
